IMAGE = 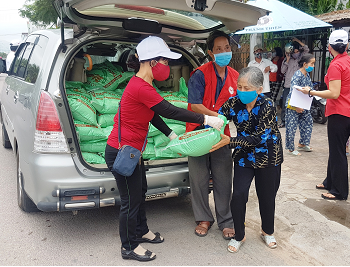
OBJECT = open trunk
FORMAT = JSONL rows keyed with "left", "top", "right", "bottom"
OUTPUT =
{"left": 63, "top": 38, "right": 196, "bottom": 169}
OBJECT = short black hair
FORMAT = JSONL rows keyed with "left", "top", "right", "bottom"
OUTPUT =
{"left": 330, "top": 43, "right": 347, "bottom": 54}
{"left": 206, "top": 30, "right": 230, "bottom": 51}
{"left": 298, "top": 53, "right": 315, "bottom": 68}
{"left": 293, "top": 41, "right": 301, "bottom": 50}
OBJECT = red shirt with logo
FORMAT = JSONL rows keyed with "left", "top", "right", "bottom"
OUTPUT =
{"left": 107, "top": 76, "right": 164, "bottom": 151}
{"left": 325, "top": 52, "right": 350, "bottom": 118}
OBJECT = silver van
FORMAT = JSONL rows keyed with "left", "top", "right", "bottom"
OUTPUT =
{"left": 0, "top": 0, "right": 266, "bottom": 212}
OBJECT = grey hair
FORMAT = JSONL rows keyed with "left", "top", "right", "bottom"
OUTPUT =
{"left": 238, "top": 67, "right": 264, "bottom": 89}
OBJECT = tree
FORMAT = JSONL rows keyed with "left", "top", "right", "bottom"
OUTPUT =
{"left": 0, "top": 52, "right": 8, "bottom": 58}
{"left": 280, "top": 0, "right": 338, "bottom": 15}
{"left": 19, "top": 0, "right": 58, "bottom": 27}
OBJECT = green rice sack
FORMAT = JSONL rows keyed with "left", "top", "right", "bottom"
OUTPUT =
{"left": 161, "top": 115, "right": 228, "bottom": 157}
{"left": 68, "top": 95, "right": 98, "bottom": 126}
{"left": 86, "top": 60, "right": 134, "bottom": 91}
{"left": 90, "top": 90, "right": 121, "bottom": 114}
{"left": 102, "top": 126, "right": 114, "bottom": 137}
{"left": 168, "top": 99, "right": 188, "bottom": 110}
{"left": 97, "top": 113, "right": 115, "bottom": 128}
{"left": 153, "top": 124, "right": 186, "bottom": 148}
{"left": 82, "top": 152, "right": 106, "bottom": 164}
{"left": 80, "top": 140, "right": 107, "bottom": 153}
{"left": 179, "top": 77, "right": 188, "bottom": 99}
{"left": 74, "top": 121, "right": 107, "bottom": 142}
{"left": 154, "top": 146, "right": 185, "bottom": 158}
{"left": 142, "top": 143, "right": 156, "bottom": 160}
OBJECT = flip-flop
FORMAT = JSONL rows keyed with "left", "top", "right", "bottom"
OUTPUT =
{"left": 227, "top": 238, "right": 244, "bottom": 253}
{"left": 316, "top": 184, "right": 326, "bottom": 190}
{"left": 287, "top": 150, "right": 301, "bottom": 156}
{"left": 297, "top": 145, "right": 313, "bottom": 152}
{"left": 321, "top": 193, "right": 342, "bottom": 200}
{"left": 222, "top": 228, "right": 235, "bottom": 240}
{"left": 195, "top": 221, "right": 211, "bottom": 237}
{"left": 261, "top": 234, "right": 277, "bottom": 249}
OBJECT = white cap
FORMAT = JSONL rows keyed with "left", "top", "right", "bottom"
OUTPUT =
{"left": 136, "top": 36, "right": 182, "bottom": 61}
{"left": 10, "top": 39, "right": 20, "bottom": 46}
{"left": 329, "top": 30, "right": 349, "bottom": 45}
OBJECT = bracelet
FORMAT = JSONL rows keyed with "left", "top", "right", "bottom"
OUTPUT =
{"left": 308, "top": 89, "right": 313, "bottom": 98}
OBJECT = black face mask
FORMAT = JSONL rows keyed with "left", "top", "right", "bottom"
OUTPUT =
{"left": 254, "top": 52, "right": 262, "bottom": 59}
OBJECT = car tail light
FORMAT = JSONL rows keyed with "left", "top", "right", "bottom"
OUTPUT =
{"left": 34, "top": 91, "right": 69, "bottom": 153}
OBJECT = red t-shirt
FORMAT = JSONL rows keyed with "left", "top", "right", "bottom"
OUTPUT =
{"left": 107, "top": 76, "right": 164, "bottom": 151}
{"left": 325, "top": 52, "right": 350, "bottom": 118}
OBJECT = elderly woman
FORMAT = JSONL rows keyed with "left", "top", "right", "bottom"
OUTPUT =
{"left": 105, "top": 36, "right": 224, "bottom": 262}
{"left": 211, "top": 66, "right": 283, "bottom": 252}
{"left": 297, "top": 30, "right": 350, "bottom": 200}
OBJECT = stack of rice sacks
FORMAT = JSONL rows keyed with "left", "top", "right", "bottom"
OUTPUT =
{"left": 66, "top": 59, "right": 189, "bottom": 164}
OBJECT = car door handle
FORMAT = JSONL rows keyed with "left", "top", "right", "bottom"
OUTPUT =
{"left": 5, "top": 85, "right": 10, "bottom": 95}
{"left": 14, "top": 91, "right": 19, "bottom": 103}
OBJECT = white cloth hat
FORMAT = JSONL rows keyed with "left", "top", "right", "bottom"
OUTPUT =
{"left": 254, "top": 45, "right": 263, "bottom": 52}
{"left": 136, "top": 36, "right": 182, "bottom": 61}
{"left": 329, "top": 30, "right": 349, "bottom": 45}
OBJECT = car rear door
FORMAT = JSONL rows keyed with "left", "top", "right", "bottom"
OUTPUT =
{"left": 53, "top": 0, "right": 268, "bottom": 41}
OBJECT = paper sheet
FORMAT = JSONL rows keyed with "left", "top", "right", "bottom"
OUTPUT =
{"left": 289, "top": 86, "right": 313, "bottom": 110}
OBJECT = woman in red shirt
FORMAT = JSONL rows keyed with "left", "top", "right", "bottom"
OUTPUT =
{"left": 298, "top": 30, "right": 350, "bottom": 201}
{"left": 104, "top": 36, "right": 224, "bottom": 262}
{"left": 269, "top": 47, "right": 284, "bottom": 103}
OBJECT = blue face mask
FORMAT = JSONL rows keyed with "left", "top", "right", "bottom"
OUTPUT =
{"left": 305, "top": 66, "right": 314, "bottom": 72}
{"left": 237, "top": 89, "right": 258, "bottom": 104}
{"left": 214, "top": 52, "right": 232, "bottom": 67}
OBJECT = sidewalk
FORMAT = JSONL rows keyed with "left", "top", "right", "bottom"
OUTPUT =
{"left": 223, "top": 119, "right": 350, "bottom": 265}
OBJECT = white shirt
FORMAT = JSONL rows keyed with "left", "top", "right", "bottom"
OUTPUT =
{"left": 248, "top": 58, "right": 277, "bottom": 93}
{"left": 6, "top": 51, "right": 15, "bottom": 71}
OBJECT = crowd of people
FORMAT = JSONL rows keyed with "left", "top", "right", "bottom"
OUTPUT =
{"left": 105, "top": 29, "right": 350, "bottom": 261}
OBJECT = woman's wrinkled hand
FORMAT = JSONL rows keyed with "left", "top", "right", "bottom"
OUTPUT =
{"left": 209, "top": 134, "right": 230, "bottom": 153}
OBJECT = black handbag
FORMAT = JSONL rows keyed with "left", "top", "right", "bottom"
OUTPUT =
{"left": 112, "top": 104, "right": 148, "bottom": 177}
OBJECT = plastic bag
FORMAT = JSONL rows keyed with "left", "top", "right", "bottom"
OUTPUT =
{"left": 74, "top": 121, "right": 107, "bottom": 142}
{"left": 86, "top": 60, "right": 134, "bottom": 91}
{"left": 168, "top": 99, "right": 188, "bottom": 110}
{"left": 154, "top": 146, "right": 184, "bottom": 158}
{"left": 82, "top": 152, "right": 106, "bottom": 164}
{"left": 153, "top": 124, "right": 186, "bottom": 148}
{"left": 90, "top": 90, "right": 121, "bottom": 114}
{"left": 80, "top": 140, "right": 107, "bottom": 153}
{"left": 102, "top": 126, "right": 113, "bottom": 137}
{"left": 68, "top": 95, "right": 98, "bottom": 126}
{"left": 160, "top": 115, "right": 228, "bottom": 157}
{"left": 97, "top": 113, "right": 115, "bottom": 128}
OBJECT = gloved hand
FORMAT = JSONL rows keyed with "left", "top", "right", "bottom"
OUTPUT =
{"left": 168, "top": 131, "right": 178, "bottom": 141}
{"left": 204, "top": 115, "right": 224, "bottom": 131}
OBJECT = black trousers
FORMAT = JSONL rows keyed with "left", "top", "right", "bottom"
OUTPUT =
{"left": 105, "top": 144, "right": 149, "bottom": 251}
{"left": 323, "top": 114, "right": 350, "bottom": 200}
{"left": 231, "top": 165, "right": 281, "bottom": 241}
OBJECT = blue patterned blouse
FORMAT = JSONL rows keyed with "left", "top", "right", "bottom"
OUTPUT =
{"left": 286, "top": 69, "right": 314, "bottom": 106}
{"left": 219, "top": 94, "right": 283, "bottom": 169}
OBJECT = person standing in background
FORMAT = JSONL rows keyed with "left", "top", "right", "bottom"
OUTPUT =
{"left": 248, "top": 45, "right": 277, "bottom": 98}
{"left": 269, "top": 47, "right": 284, "bottom": 104}
{"left": 6, "top": 40, "right": 20, "bottom": 72}
{"left": 279, "top": 38, "right": 309, "bottom": 128}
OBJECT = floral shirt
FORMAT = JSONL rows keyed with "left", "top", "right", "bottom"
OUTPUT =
{"left": 286, "top": 69, "right": 314, "bottom": 106}
{"left": 218, "top": 94, "right": 283, "bottom": 169}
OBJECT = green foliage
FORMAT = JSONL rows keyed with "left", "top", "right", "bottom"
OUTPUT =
{"left": 19, "top": 0, "right": 58, "bottom": 27}
{"left": 0, "top": 52, "right": 8, "bottom": 58}
{"left": 347, "top": 1, "right": 350, "bottom": 9}
{"left": 280, "top": 0, "right": 339, "bottom": 15}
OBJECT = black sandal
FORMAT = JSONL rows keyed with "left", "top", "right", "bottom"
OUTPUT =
{"left": 121, "top": 247, "right": 156, "bottom": 261}
{"left": 136, "top": 232, "right": 164, "bottom": 243}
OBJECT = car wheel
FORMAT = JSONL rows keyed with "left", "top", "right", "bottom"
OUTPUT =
{"left": 2, "top": 124, "right": 11, "bottom": 149}
{"left": 16, "top": 152, "right": 39, "bottom": 212}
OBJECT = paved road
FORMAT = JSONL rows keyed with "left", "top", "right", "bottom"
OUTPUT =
{"left": 1, "top": 111, "right": 350, "bottom": 265}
